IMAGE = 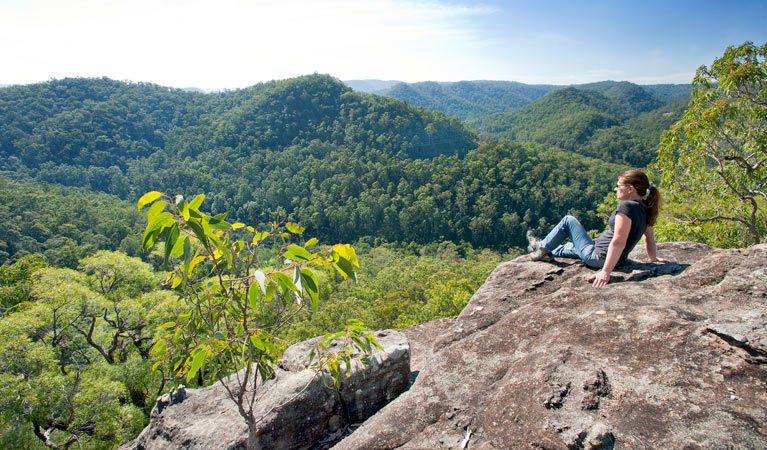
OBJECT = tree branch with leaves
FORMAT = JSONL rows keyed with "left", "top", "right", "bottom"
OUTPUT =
{"left": 655, "top": 41, "right": 767, "bottom": 247}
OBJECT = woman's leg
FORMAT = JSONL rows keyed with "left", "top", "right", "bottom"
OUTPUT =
{"left": 540, "top": 215, "right": 596, "bottom": 260}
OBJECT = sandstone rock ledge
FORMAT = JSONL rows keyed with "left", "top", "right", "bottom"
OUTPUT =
{"left": 120, "top": 330, "right": 410, "bottom": 450}
{"left": 334, "top": 242, "right": 767, "bottom": 449}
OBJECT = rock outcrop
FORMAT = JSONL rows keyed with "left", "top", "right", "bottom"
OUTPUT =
{"left": 122, "top": 242, "right": 767, "bottom": 449}
{"left": 120, "top": 330, "right": 410, "bottom": 450}
{"left": 335, "top": 242, "right": 767, "bottom": 449}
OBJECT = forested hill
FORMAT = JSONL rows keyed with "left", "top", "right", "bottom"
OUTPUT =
{"left": 0, "top": 75, "right": 631, "bottom": 265}
{"left": 469, "top": 82, "right": 691, "bottom": 167}
{"left": 0, "top": 75, "right": 475, "bottom": 172}
{"left": 366, "top": 79, "right": 690, "bottom": 167}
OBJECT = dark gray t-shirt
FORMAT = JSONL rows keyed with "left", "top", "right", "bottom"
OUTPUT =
{"left": 593, "top": 200, "right": 647, "bottom": 263}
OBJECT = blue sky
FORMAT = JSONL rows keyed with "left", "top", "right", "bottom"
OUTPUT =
{"left": 1, "top": 0, "right": 765, "bottom": 89}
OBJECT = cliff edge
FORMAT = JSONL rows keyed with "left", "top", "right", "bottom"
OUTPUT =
{"left": 335, "top": 242, "right": 767, "bottom": 449}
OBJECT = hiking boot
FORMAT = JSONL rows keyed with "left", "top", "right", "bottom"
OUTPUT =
{"left": 526, "top": 230, "right": 541, "bottom": 253}
{"left": 530, "top": 246, "right": 554, "bottom": 262}
{"left": 526, "top": 230, "right": 554, "bottom": 262}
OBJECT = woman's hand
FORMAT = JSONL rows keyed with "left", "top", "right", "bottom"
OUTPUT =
{"left": 588, "top": 271, "right": 611, "bottom": 288}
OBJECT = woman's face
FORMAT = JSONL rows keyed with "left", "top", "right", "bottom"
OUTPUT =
{"left": 614, "top": 177, "right": 634, "bottom": 200}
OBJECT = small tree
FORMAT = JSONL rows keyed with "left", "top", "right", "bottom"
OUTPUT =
{"left": 139, "top": 192, "right": 372, "bottom": 448}
{"left": 655, "top": 41, "right": 767, "bottom": 246}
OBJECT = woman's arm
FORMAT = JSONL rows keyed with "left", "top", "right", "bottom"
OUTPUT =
{"left": 590, "top": 212, "right": 631, "bottom": 288}
{"left": 643, "top": 226, "right": 666, "bottom": 262}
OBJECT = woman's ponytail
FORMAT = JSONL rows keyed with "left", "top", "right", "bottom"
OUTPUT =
{"left": 644, "top": 185, "right": 661, "bottom": 226}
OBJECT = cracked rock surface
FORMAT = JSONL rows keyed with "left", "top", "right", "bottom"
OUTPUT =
{"left": 333, "top": 242, "right": 767, "bottom": 450}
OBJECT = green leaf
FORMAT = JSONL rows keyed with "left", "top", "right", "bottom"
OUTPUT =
{"left": 210, "top": 234, "right": 233, "bottom": 268}
{"left": 252, "top": 231, "right": 269, "bottom": 245}
{"left": 164, "top": 223, "right": 180, "bottom": 263}
{"left": 284, "top": 244, "right": 313, "bottom": 262}
{"left": 186, "top": 219, "right": 209, "bottom": 247}
{"left": 180, "top": 202, "right": 190, "bottom": 221}
{"left": 189, "top": 194, "right": 205, "bottom": 211}
{"left": 150, "top": 339, "right": 167, "bottom": 357}
{"left": 333, "top": 257, "right": 356, "bottom": 281}
{"left": 332, "top": 244, "right": 359, "bottom": 267}
{"left": 263, "top": 339, "right": 277, "bottom": 357}
{"left": 145, "top": 212, "right": 173, "bottom": 231}
{"left": 142, "top": 215, "right": 174, "bottom": 250}
{"left": 300, "top": 268, "right": 319, "bottom": 313}
{"left": 186, "top": 347, "right": 209, "bottom": 382}
{"left": 248, "top": 285, "right": 259, "bottom": 311}
{"left": 272, "top": 271, "right": 298, "bottom": 292}
{"left": 157, "top": 321, "right": 176, "bottom": 330}
{"left": 304, "top": 237, "right": 319, "bottom": 248}
{"left": 250, "top": 334, "right": 266, "bottom": 351}
{"left": 257, "top": 362, "right": 274, "bottom": 381}
{"left": 286, "top": 222, "right": 305, "bottom": 234}
{"left": 209, "top": 213, "right": 231, "bottom": 230}
{"left": 147, "top": 200, "right": 168, "bottom": 223}
{"left": 181, "top": 237, "right": 193, "bottom": 274}
{"left": 367, "top": 334, "right": 384, "bottom": 351}
{"left": 323, "top": 331, "right": 345, "bottom": 347}
{"left": 169, "top": 234, "right": 186, "bottom": 261}
{"left": 138, "top": 191, "right": 163, "bottom": 210}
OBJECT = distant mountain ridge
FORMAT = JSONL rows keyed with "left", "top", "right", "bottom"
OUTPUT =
{"left": 375, "top": 80, "right": 559, "bottom": 120}
{"left": 352, "top": 78, "right": 690, "bottom": 167}
{"left": 470, "top": 81, "right": 690, "bottom": 167}
{"left": 372, "top": 79, "right": 688, "bottom": 121}
{"left": 343, "top": 79, "right": 402, "bottom": 93}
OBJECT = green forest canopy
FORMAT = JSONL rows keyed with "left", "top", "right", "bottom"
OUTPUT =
{"left": 0, "top": 75, "right": 633, "bottom": 266}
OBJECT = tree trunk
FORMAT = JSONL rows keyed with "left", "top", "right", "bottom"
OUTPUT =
{"left": 246, "top": 419, "right": 260, "bottom": 450}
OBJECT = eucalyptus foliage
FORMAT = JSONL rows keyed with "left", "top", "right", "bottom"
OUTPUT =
{"left": 138, "top": 191, "right": 372, "bottom": 438}
{"left": 655, "top": 41, "right": 767, "bottom": 246}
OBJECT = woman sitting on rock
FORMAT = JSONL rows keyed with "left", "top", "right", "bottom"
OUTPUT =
{"left": 527, "top": 169, "right": 665, "bottom": 287}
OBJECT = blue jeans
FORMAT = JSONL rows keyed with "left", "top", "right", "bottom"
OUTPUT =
{"left": 540, "top": 215, "right": 605, "bottom": 269}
